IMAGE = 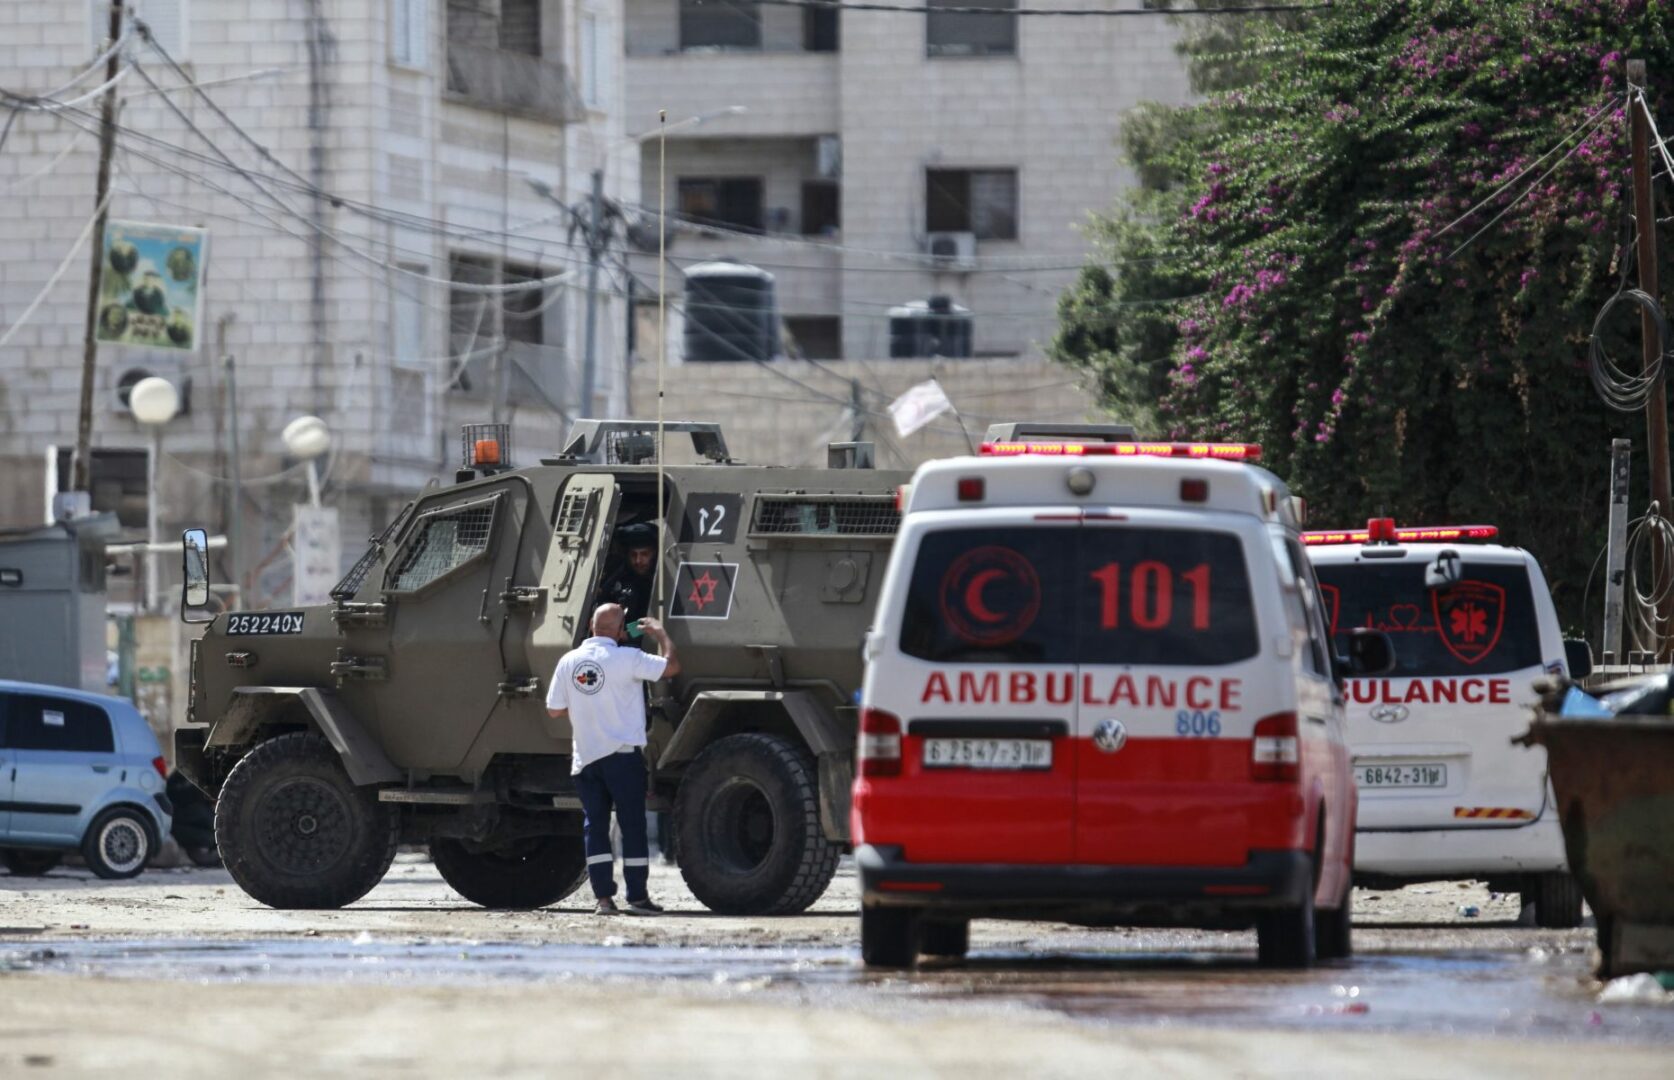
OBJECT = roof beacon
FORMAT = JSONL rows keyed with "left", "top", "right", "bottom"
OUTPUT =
{"left": 979, "top": 441, "right": 1262, "bottom": 461}
{"left": 1300, "top": 519, "right": 1499, "bottom": 547}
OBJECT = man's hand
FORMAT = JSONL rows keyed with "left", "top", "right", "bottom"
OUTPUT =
{"left": 636, "top": 618, "right": 681, "bottom": 678}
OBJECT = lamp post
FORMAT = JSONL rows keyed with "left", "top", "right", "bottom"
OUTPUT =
{"left": 129, "top": 376, "right": 179, "bottom": 613}
{"left": 282, "top": 414, "right": 332, "bottom": 507}
{"left": 282, "top": 415, "right": 338, "bottom": 607}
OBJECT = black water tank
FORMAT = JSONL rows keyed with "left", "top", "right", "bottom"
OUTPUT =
{"left": 888, "top": 296, "right": 973, "bottom": 359}
{"left": 683, "top": 261, "right": 781, "bottom": 363}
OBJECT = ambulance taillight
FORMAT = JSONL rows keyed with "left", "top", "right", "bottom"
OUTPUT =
{"left": 1251, "top": 713, "right": 1300, "bottom": 782}
{"left": 858, "top": 708, "right": 903, "bottom": 778}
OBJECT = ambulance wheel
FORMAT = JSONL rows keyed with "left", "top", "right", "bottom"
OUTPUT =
{"left": 861, "top": 905, "right": 920, "bottom": 969}
{"left": 1525, "top": 872, "right": 1584, "bottom": 929}
{"left": 1315, "top": 885, "right": 1353, "bottom": 961}
{"left": 215, "top": 732, "right": 399, "bottom": 909}
{"left": 921, "top": 919, "right": 970, "bottom": 960}
{"left": 674, "top": 733, "right": 841, "bottom": 916}
{"left": 1257, "top": 861, "right": 1316, "bottom": 969}
{"left": 430, "top": 834, "right": 588, "bottom": 910}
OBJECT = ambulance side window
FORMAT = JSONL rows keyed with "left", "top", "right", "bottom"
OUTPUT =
{"left": 1284, "top": 539, "right": 1334, "bottom": 677}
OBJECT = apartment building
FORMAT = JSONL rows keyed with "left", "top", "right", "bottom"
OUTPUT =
{"left": 623, "top": 0, "right": 1191, "bottom": 362}
{"left": 0, "top": 0, "right": 630, "bottom": 609}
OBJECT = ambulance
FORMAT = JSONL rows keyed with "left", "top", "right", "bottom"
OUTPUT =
{"left": 852, "top": 429, "right": 1395, "bottom": 969}
{"left": 1306, "top": 520, "right": 1591, "bottom": 927}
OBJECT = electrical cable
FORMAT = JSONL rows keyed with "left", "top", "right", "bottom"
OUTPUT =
{"left": 1588, "top": 289, "right": 1668, "bottom": 413}
{"left": 0, "top": 185, "right": 114, "bottom": 353}
{"left": 1624, "top": 506, "right": 1674, "bottom": 655}
{"left": 0, "top": 66, "right": 134, "bottom": 113}
{"left": 0, "top": 126, "right": 88, "bottom": 194}
{"left": 0, "top": 26, "right": 133, "bottom": 105}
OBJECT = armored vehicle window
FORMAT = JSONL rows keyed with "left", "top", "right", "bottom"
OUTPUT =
{"left": 750, "top": 495, "right": 900, "bottom": 538}
{"left": 386, "top": 498, "right": 498, "bottom": 593}
{"left": 334, "top": 501, "right": 416, "bottom": 600}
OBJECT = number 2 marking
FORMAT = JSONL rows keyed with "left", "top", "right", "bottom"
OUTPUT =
{"left": 697, "top": 505, "right": 726, "bottom": 537}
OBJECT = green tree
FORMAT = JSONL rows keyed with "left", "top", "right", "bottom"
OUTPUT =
{"left": 1054, "top": 0, "right": 1674, "bottom": 632}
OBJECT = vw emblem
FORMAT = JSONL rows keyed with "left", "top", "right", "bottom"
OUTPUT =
{"left": 1369, "top": 703, "right": 1409, "bottom": 724}
{"left": 1093, "top": 718, "right": 1128, "bottom": 754}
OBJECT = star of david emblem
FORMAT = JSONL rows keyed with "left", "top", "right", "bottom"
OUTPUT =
{"left": 687, "top": 570, "right": 720, "bottom": 611}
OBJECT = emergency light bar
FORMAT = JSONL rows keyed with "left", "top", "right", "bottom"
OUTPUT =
{"left": 1301, "top": 522, "right": 1499, "bottom": 546}
{"left": 979, "top": 441, "right": 1262, "bottom": 461}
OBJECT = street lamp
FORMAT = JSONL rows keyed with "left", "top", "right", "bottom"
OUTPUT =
{"left": 130, "top": 375, "right": 179, "bottom": 613}
{"left": 281, "top": 414, "right": 331, "bottom": 507}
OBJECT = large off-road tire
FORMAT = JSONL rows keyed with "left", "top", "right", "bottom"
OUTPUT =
{"left": 1, "top": 849, "right": 64, "bottom": 876}
{"left": 674, "top": 733, "right": 841, "bottom": 915}
{"left": 861, "top": 905, "right": 920, "bottom": 969}
{"left": 81, "top": 806, "right": 156, "bottom": 879}
{"left": 1524, "top": 871, "right": 1584, "bottom": 929}
{"left": 430, "top": 834, "right": 588, "bottom": 909}
{"left": 1257, "top": 856, "right": 1317, "bottom": 969}
{"left": 215, "top": 732, "right": 398, "bottom": 909}
{"left": 1315, "top": 883, "right": 1353, "bottom": 961}
{"left": 920, "top": 919, "right": 970, "bottom": 960}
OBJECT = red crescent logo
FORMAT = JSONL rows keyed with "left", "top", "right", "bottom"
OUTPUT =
{"left": 963, "top": 568, "right": 1008, "bottom": 624}
{"left": 939, "top": 546, "right": 1042, "bottom": 647}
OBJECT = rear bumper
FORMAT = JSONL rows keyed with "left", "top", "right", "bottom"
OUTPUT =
{"left": 857, "top": 844, "right": 1312, "bottom": 924}
{"left": 1354, "top": 816, "right": 1567, "bottom": 880}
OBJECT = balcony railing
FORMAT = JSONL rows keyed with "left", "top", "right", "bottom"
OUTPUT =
{"left": 445, "top": 41, "right": 584, "bottom": 125}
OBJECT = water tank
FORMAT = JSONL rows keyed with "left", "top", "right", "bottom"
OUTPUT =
{"left": 683, "top": 260, "right": 782, "bottom": 363}
{"left": 888, "top": 296, "right": 973, "bottom": 359}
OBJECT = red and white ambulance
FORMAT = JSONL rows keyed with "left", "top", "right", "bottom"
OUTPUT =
{"left": 1306, "top": 520, "right": 1591, "bottom": 926}
{"left": 852, "top": 430, "right": 1393, "bottom": 969}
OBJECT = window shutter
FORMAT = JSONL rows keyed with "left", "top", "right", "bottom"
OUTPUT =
{"left": 133, "top": 0, "right": 188, "bottom": 61}
{"left": 393, "top": 0, "right": 428, "bottom": 69}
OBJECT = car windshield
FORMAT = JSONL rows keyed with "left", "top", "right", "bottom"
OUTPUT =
{"left": 1313, "top": 560, "right": 1543, "bottom": 678}
{"left": 898, "top": 525, "right": 1258, "bottom": 666}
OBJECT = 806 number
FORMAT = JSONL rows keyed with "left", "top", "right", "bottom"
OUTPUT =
{"left": 1175, "top": 709, "right": 1221, "bottom": 737}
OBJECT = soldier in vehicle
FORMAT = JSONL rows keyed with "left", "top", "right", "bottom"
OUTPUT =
{"left": 598, "top": 522, "right": 657, "bottom": 624}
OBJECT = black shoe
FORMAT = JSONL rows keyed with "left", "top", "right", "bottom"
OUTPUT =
{"left": 624, "top": 897, "right": 664, "bottom": 916}
{"left": 593, "top": 897, "right": 621, "bottom": 916}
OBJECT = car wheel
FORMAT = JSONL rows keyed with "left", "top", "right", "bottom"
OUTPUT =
{"left": 81, "top": 807, "right": 156, "bottom": 880}
{"left": 1315, "top": 883, "right": 1353, "bottom": 961}
{"left": 674, "top": 733, "right": 841, "bottom": 915}
{"left": 215, "top": 732, "right": 398, "bottom": 909}
{"left": 430, "top": 834, "right": 588, "bottom": 909}
{"left": 861, "top": 905, "right": 920, "bottom": 969}
{"left": 1257, "top": 858, "right": 1317, "bottom": 969}
{"left": 1525, "top": 872, "right": 1584, "bottom": 929}
{"left": 1, "top": 849, "right": 64, "bottom": 876}
{"left": 920, "top": 919, "right": 970, "bottom": 960}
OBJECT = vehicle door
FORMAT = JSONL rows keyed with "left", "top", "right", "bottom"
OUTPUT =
{"left": 525, "top": 474, "right": 623, "bottom": 741}
{"left": 0, "top": 693, "right": 11, "bottom": 838}
{"left": 6, "top": 693, "right": 119, "bottom": 843}
{"left": 1314, "top": 555, "right": 1548, "bottom": 829}
{"left": 868, "top": 513, "right": 1079, "bottom": 864}
{"left": 1073, "top": 513, "right": 1270, "bottom": 867}
{"left": 347, "top": 477, "right": 538, "bottom": 771}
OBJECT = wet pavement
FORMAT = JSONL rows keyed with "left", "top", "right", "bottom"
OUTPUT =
{"left": 6, "top": 933, "right": 1672, "bottom": 1046}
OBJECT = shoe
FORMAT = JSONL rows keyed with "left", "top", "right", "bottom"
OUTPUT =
{"left": 593, "top": 897, "right": 621, "bottom": 916}
{"left": 624, "top": 897, "right": 664, "bottom": 916}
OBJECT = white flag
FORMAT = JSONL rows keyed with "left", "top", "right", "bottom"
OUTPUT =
{"left": 889, "top": 379, "right": 953, "bottom": 438}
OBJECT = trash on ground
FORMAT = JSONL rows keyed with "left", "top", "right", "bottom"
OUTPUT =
{"left": 1599, "top": 973, "right": 1674, "bottom": 1005}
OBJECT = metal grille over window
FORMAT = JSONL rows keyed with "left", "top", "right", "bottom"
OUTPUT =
{"left": 554, "top": 490, "right": 591, "bottom": 536}
{"left": 751, "top": 496, "right": 902, "bottom": 537}
{"left": 387, "top": 502, "right": 497, "bottom": 592}
{"left": 333, "top": 503, "right": 417, "bottom": 600}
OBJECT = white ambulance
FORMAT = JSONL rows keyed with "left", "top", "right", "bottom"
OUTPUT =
{"left": 1306, "top": 519, "right": 1591, "bottom": 926}
{"left": 853, "top": 430, "right": 1395, "bottom": 969}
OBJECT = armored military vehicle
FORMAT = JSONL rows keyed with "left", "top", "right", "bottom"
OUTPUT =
{"left": 174, "top": 421, "right": 910, "bottom": 914}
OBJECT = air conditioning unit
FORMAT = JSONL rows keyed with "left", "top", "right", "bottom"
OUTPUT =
{"left": 925, "top": 231, "right": 976, "bottom": 271}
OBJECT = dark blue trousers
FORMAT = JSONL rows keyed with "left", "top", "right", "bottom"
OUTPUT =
{"left": 573, "top": 749, "right": 650, "bottom": 901}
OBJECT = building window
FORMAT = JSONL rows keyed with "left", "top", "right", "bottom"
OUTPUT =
{"left": 680, "top": 0, "right": 760, "bottom": 50}
{"left": 803, "top": 6, "right": 838, "bottom": 52}
{"left": 581, "top": 11, "right": 600, "bottom": 107}
{"left": 498, "top": 0, "right": 540, "bottom": 56}
{"left": 393, "top": 265, "right": 430, "bottom": 365}
{"left": 678, "top": 177, "right": 765, "bottom": 234}
{"left": 392, "top": 0, "right": 428, "bottom": 68}
{"left": 801, "top": 180, "right": 840, "bottom": 236}
{"left": 926, "top": 0, "right": 1015, "bottom": 58}
{"left": 926, "top": 168, "right": 1018, "bottom": 240}
{"left": 784, "top": 316, "right": 841, "bottom": 360}
{"left": 94, "top": 0, "right": 188, "bottom": 58}
{"left": 500, "top": 261, "right": 548, "bottom": 346}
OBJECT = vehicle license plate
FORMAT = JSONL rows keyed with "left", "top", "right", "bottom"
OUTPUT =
{"left": 1354, "top": 763, "right": 1447, "bottom": 788}
{"left": 923, "top": 738, "right": 1052, "bottom": 770}
{"left": 224, "top": 611, "right": 306, "bottom": 635}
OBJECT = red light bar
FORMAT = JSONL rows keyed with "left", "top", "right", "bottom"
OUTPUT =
{"left": 1301, "top": 525, "right": 1499, "bottom": 546}
{"left": 979, "top": 441, "right": 1262, "bottom": 461}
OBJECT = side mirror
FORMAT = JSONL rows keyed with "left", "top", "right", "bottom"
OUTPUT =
{"left": 1563, "top": 638, "right": 1593, "bottom": 680}
{"left": 1339, "top": 628, "right": 1396, "bottom": 677}
{"left": 1424, "top": 549, "right": 1463, "bottom": 590}
{"left": 181, "top": 528, "right": 214, "bottom": 624}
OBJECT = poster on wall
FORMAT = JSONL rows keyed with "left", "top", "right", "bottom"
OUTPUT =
{"left": 95, "top": 220, "right": 208, "bottom": 352}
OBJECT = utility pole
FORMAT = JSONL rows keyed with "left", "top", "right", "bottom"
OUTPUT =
{"left": 72, "top": 0, "right": 125, "bottom": 494}
{"left": 581, "top": 168, "right": 604, "bottom": 420}
{"left": 1627, "top": 59, "right": 1674, "bottom": 659}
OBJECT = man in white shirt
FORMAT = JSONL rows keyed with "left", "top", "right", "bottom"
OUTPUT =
{"left": 547, "top": 603, "right": 680, "bottom": 916}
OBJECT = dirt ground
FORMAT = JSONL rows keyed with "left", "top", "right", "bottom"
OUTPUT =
{"left": 2, "top": 859, "right": 1670, "bottom": 1078}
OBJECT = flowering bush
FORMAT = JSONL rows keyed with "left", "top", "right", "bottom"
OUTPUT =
{"left": 1053, "top": 0, "right": 1673, "bottom": 628}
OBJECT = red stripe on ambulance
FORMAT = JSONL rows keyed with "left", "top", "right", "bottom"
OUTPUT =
{"left": 921, "top": 671, "right": 1243, "bottom": 711}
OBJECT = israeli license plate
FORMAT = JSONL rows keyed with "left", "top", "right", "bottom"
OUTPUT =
{"left": 923, "top": 738, "right": 1052, "bottom": 770}
{"left": 1355, "top": 763, "right": 1447, "bottom": 788}
{"left": 224, "top": 611, "right": 306, "bottom": 636}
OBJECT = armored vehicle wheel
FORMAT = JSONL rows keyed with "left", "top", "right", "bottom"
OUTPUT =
{"left": 2, "top": 849, "right": 63, "bottom": 876}
{"left": 215, "top": 732, "right": 398, "bottom": 909}
{"left": 674, "top": 733, "right": 841, "bottom": 915}
{"left": 1524, "top": 871, "right": 1584, "bottom": 929}
{"left": 861, "top": 905, "right": 920, "bottom": 969}
{"left": 430, "top": 834, "right": 588, "bottom": 909}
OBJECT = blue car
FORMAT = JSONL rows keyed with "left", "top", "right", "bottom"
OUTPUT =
{"left": 0, "top": 680, "right": 173, "bottom": 878}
